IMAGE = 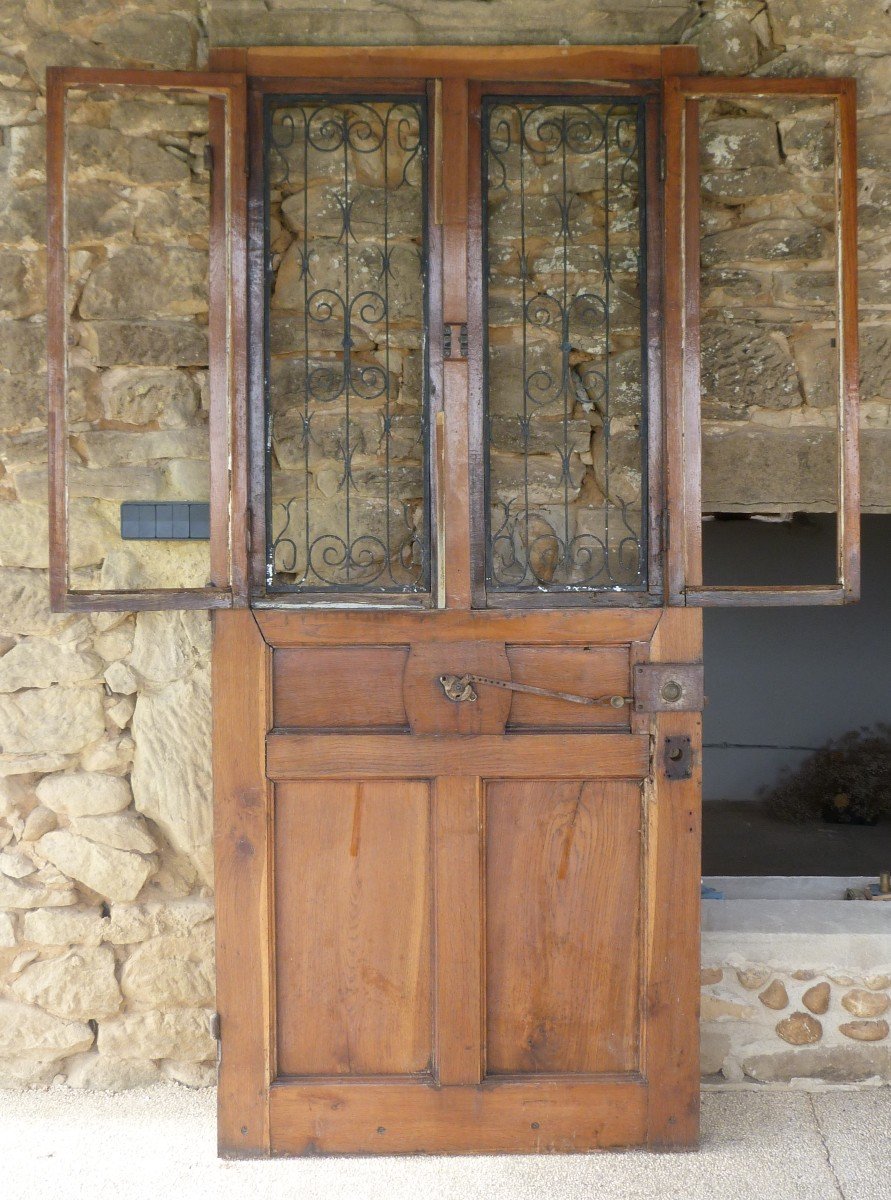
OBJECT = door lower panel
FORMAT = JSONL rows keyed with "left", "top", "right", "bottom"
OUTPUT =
{"left": 268, "top": 1077, "right": 647, "bottom": 1155}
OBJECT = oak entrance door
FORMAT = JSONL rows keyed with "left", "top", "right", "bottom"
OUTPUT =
{"left": 214, "top": 45, "right": 705, "bottom": 1156}
{"left": 45, "top": 48, "right": 860, "bottom": 1159}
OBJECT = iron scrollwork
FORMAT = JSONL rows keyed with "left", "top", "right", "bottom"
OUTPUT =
{"left": 483, "top": 98, "right": 649, "bottom": 593}
{"left": 264, "top": 97, "right": 430, "bottom": 593}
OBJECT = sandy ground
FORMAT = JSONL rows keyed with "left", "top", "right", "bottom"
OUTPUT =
{"left": 0, "top": 1085, "right": 888, "bottom": 1200}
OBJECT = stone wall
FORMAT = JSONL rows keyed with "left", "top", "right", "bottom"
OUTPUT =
{"left": 701, "top": 962, "right": 891, "bottom": 1086}
{"left": 0, "top": 0, "right": 217, "bottom": 1089}
{"left": 0, "top": 0, "right": 888, "bottom": 1089}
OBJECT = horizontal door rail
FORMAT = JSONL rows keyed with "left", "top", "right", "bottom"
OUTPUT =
{"left": 267, "top": 733, "right": 649, "bottom": 780}
{"left": 269, "top": 1077, "right": 646, "bottom": 1154}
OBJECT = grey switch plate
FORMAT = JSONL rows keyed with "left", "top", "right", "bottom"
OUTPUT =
{"left": 120, "top": 502, "right": 210, "bottom": 540}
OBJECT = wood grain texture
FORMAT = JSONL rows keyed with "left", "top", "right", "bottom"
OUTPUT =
{"left": 643, "top": 608, "right": 702, "bottom": 1148}
{"left": 504, "top": 646, "right": 630, "bottom": 730}
{"left": 238, "top": 45, "right": 668, "bottom": 81}
{"left": 433, "top": 776, "right": 484, "bottom": 1085}
{"left": 213, "top": 610, "right": 273, "bottom": 1156}
{"left": 268, "top": 1077, "right": 647, "bottom": 1155}
{"left": 257, "top": 608, "right": 660, "bottom": 645}
{"left": 267, "top": 733, "right": 650, "bottom": 781}
{"left": 272, "top": 646, "right": 409, "bottom": 730}
{"left": 403, "top": 640, "right": 511, "bottom": 734}
{"left": 275, "top": 780, "right": 432, "bottom": 1077}
{"left": 486, "top": 779, "right": 641, "bottom": 1075}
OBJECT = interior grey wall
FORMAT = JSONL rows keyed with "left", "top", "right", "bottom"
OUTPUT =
{"left": 702, "top": 515, "right": 891, "bottom": 800}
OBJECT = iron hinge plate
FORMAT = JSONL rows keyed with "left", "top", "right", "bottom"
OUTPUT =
{"left": 633, "top": 663, "right": 704, "bottom": 713}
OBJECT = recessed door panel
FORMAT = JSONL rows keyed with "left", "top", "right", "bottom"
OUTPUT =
{"left": 275, "top": 779, "right": 432, "bottom": 1076}
{"left": 486, "top": 778, "right": 641, "bottom": 1075}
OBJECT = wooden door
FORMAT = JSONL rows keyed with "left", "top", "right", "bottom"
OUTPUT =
{"left": 213, "top": 45, "right": 703, "bottom": 1157}
{"left": 216, "top": 605, "right": 701, "bottom": 1154}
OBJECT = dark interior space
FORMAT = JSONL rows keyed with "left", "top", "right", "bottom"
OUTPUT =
{"left": 701, "top": 514, "right": 891, "bottom": 875}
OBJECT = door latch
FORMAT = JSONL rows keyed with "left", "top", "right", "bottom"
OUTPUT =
{"left": 663, "top": 735, "right": 693, "bottom": 780}
{"left": 438, "top": 673, "right": 631, "bottom": 709}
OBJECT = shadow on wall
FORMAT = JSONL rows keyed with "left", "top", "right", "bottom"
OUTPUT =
{"left": 703, "top": 514, "right": 891, "bottom": 800}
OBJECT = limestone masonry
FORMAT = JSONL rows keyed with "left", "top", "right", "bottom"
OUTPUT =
{"left": 0, "top": 0, "right": 889, "bottom": 1088}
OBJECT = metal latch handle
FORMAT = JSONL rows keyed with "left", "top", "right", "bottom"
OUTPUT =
{"left": 438, "top": 673, "right": 631, "bottom": 709}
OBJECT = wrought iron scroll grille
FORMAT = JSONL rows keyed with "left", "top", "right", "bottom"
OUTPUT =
{"left": 263, "top": 96, "right": 430, "bottom": 594}
{"left": 483, "top": 97, "right": 649, "bottom": 593}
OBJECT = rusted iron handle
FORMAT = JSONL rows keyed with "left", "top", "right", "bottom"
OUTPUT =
{"left": 438, "top": 673, "right": 631, "bottom": 708}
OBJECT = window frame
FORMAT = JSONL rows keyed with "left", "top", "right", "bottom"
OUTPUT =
{"left": 45, "top": 50, "right": 861, "bottom": 613}
{"left": 662, "top": 75, "right": 860, "bottom": 607}
{"left": 46, "top": 67, "right": 249, "bottom": 612}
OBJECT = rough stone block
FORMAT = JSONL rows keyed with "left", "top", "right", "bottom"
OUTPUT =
{"left": 97, "top": 1008, "right": 215, "bottom": 1062}
{"left": 11, "top": 946, "right": 122, "bottom": 1020}
{"left": 21, "top": 906, "right": 107, "bottom": 947}
{"left": 131, "top": 671, "right": 212, "bottom": 885}
{"left": 0, "top": 640, "right": 102, "bottom": 692}
{"left": 62, "top": 1051, "right": 164, "bottom": 1091}
{"left": 0, "top": 688, "right": 106, "bottom": 756}
{"left": 92, "top": 13, "right": 198, "bottom": 70}
{"left": 79, "top": 247, "right": 207, "bottom": 321}
{"left": 36, "top": 771, "right": 131, "bottom": 818}
{"left": 78, "top": 321, "right": 208, "bottom": 367}
{"left": 0, "top": 999, "right": 93, "bottom": 1060}
{"left": 37, "top": 829, "right": 155, "bottom": 903}
{"left": 120, "top": 932, "right": 214, "bottom": 1008}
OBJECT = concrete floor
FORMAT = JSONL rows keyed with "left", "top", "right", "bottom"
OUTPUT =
{"left": 0, "top": 1086, "right": 888, "bottom": 1200}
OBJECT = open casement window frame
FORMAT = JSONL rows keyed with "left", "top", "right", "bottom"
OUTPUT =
{"left": 662, "top": 75, "right": 861, "bottom": 607}
{"left": 46, "top": 68, "right": 249, "bottom": 612}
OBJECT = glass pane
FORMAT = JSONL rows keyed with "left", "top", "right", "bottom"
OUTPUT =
{"left": 264, "top": 96, "right": 429, "bottom": 594}
{"left": 65, "top": 85, "right": 213, "bottom": 592}
{"left": 483, "top": 97, "right": 649, "bottom": 593}
{"left": 698, "top": 94, "right": 841, "bottom": 585}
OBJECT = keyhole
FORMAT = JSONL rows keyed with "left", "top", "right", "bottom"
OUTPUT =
{"left": 661, "top": 680, "right": 683, "bottom": 703}
{"left": 668, "top": 746, "right": 684, "bottom": 762}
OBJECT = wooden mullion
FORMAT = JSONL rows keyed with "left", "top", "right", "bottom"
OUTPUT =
{"left": 837, "top": 80, "right": 860, "bottom": 602}
{"left": 643, "top": 93, "right": 665, "bottom": 600}
{"left": 46, "top": 68, "right": 67, "bottom": 611}
{"left": 660, "top": 76, "right": 689, "bottom": 604}
{"left": 247, "top": 83, "right": 269, "bottom": 596}
{"left": 208, "top": 95, "right": 230, "bottom": 590}
{"left": 440, "top": 76, "right": 473, "bottom": 609}
{"left": 433, "top": 776, "right": 484, "bottom": 1085}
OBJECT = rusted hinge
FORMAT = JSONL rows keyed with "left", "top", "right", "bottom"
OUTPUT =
{"left": 210, "top": 1011, "right": 221, "bottom": 1069}
{"left": 443, "top": 323, "right": 468, "bottom": 360}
